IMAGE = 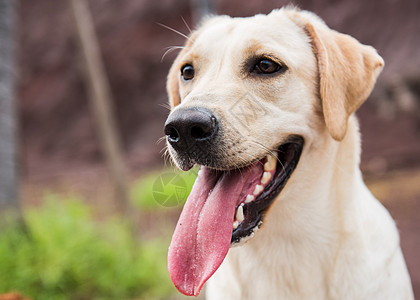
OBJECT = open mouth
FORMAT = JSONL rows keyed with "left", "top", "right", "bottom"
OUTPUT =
{"left": 231, "top": 136, "right": 304, "bottom": 244}
{"left": 168, "top": 136, "right": 304, "bottom": 296}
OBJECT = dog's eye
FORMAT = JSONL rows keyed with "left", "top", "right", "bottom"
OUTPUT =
{"left": 181, "top": 64, "right": 195, "bottom": 81}
{"left": 252, "top": 59, "right": 282, "bottom": 75}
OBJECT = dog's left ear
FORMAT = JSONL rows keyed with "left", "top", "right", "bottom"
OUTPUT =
{"left": 292, "top": 13, "right": 384, "bottom": 141}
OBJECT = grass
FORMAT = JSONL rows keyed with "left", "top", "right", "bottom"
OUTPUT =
{"left": 0, "top": 193, "right": 179, "bottom": 300}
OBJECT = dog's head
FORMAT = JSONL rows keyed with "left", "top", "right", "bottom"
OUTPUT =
{"left": 165, "top": 7, "right": 383, "bottom": 296}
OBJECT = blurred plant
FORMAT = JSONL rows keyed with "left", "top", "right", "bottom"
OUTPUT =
{"left": 131, "top": 167, "right": 198, "bottom": 211}
{"left": 0, "top": 194, "right": 176, "bottom": 300}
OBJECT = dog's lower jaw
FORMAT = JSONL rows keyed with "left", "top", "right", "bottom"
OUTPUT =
{"left": 206, "top": 117, "right": 413, "bottom": 300}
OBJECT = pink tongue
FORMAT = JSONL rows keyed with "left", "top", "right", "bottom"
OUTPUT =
{"left": 168, "top": 165, "right": 261, "bottom": 296}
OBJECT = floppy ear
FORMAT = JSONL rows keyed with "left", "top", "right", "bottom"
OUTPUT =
{"left": 303, "top": 20, "right": 384, "bottom": 141}
{"left": 167, "top": 60, "right": 181, "bottom": 107}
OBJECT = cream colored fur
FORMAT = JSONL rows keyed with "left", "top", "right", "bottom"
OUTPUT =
{"left": 166, "top": 7, "right": 414, "bottom": 300}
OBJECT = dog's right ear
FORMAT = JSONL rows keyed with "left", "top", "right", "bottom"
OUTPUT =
{"left": 167, "top": 59, "right": 181, "bottom": 107}
{"left": 287, "top": 9, "right": 384, "bottom": 141}
{"left": 306, "top": 22, "right": 383, "bottom": 141}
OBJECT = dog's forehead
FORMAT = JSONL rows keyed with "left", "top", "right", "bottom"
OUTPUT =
{"left": 189, "top": 12, "right": 312, "bottom": 67}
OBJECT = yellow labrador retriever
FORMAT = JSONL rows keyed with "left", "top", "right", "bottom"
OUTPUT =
{"left": 164, "top": 7, "right": 414, "bottom": 299}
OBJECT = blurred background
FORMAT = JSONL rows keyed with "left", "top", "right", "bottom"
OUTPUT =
{"left": 0, "top": 0, "right": 419, "bottom": 299}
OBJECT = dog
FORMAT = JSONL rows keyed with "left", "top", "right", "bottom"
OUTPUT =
{"left": 164, "top": 7, "right": 414, "bottom": 300}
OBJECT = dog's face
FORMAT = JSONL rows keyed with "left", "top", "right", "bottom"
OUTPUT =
{"left": 165, "top": 12, "right": 319, "bottom": 171}
{"left": 165, "top": 8, "right": 384, "bottom": 296}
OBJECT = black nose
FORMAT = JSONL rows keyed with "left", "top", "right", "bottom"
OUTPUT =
{"left": 164, "top": 107, "right": 218, "bottom": 151}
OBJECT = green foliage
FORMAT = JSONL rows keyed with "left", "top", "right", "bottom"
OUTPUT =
{"left": 0, "top": 195, "right": 176, "bottom": 300}
{"left": 131, "top": 167, "right": 198, "bottom": 211}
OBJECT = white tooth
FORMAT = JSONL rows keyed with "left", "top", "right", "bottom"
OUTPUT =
{"left": 253, "top": 184, "right": 263, "bottom": 196}
{"left": 264, "top": 154, "right": 277, "bottom": 171}
{"left": 245, "top": 194, "right": 254, "bottom": 203}
{"left": 236, "top": 205, "right": 244, "bottom": 222}
{"left": 233, "top": 221, "right": 239, "bottom": 229}
{"left": 261, "top": 171, "right": 271, "bottom": 185}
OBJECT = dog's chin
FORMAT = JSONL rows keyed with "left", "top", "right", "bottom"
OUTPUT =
{"left": 172, "top": 136, "right": 304, "bottom": 246}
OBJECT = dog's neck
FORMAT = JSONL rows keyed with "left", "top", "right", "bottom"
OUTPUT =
{"left": 217, "top": 116, "right": 369, "bottom": 296}
{"left": 257, "top": 116, "right": 363, "bottom": 244}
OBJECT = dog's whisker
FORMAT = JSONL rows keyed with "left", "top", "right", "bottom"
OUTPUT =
{"left": 161, "top": 145, "right": 168, "bottom": 155}
{"left": 250, "top": 141, "right": 288, "bottom": 174}
{"left": 162, "top": 147, "right": 174, "bottom": 169}
{"left": 157, "top": 23, "right": 191, "bottom": 41}
{"left": 164, "top": 155, "right": 170, "bottom": 169}
{"left": 225, "top": 150, "right": 259, "bottom": 170}
{"left": 160, "top": 145, "right": 168, "bottom": 156}
{"left": 181, "top": 16, "right": 192, "bottom": 34}
{"left": 162, "top": 45, "right": 185, "bottom": 50}
{"left": 235, "top": 141, "right": 286, "bottom": 175}
{"left": 158, "top": 103, "right": 172, "bottom": 111}
{"left": 253, "top": 141, "right": 277, "bottom": 158}
{"left": 160, "top": 147, "right": 168, "bottom": 155}
{"left": 161, "top": 46, "right": 184, "bottom": 62}
{"left": 157, "top": 136, "right": 167, "bottom": 145}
